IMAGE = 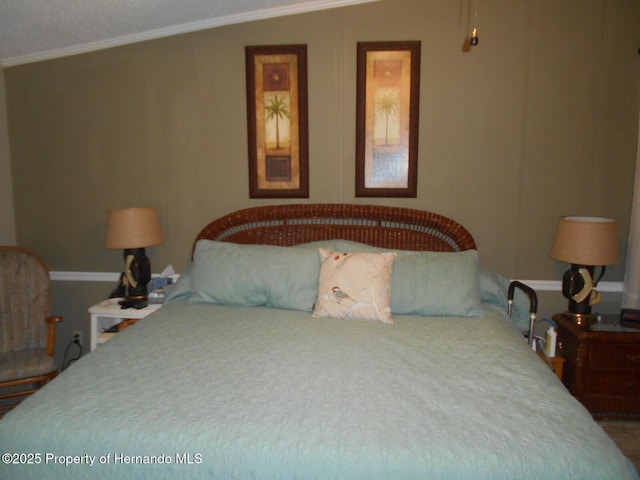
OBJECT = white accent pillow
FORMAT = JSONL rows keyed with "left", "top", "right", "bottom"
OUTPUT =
{"left": 312, "top": 249, "right": 397, "bottom": 323}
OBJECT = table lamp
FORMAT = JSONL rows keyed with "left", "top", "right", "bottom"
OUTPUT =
{"left": 105, "top": 207, "right": 164, "bottom": 309}
{"left": 550, "top": 216, "right": 619, "bottom": 322}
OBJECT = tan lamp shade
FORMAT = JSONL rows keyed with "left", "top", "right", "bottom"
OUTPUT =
{"left": 550, "top": 216, "right": 619, "bottom": 266}
{"left": 105, "top": 207, "right": 164, "bottom": 249}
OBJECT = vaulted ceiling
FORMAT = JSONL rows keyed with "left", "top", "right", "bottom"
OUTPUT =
{"left": 0, "top": 0, "right": 377, "bottom": 67}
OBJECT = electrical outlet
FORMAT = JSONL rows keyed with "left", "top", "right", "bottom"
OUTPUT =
{"left": 73, "top": 330, "right": 83, "bottom": 346}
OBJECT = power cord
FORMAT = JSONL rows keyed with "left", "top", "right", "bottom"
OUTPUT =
{"left": 61, "top": 334, "right": 83, "bottom": 371}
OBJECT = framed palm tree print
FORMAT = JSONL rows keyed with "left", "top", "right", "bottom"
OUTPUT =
{"left": 245, "top": 44, "right": 309, "bottom": 198}
{"left": 355, "top": 41, "right": 421, "bottom": 197}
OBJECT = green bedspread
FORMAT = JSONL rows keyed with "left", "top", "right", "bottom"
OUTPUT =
{"left": 0, "top": 301, "right": 637, "bottom": 479}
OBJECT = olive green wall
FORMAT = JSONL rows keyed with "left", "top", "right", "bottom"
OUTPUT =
{"left": 0, "top": 67, "right": 15, "bottom": 245}
{"left": 3, "top": 0, "right": 640, "bottom": 358}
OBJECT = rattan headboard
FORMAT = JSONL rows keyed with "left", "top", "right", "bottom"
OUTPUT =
{"left": 194, "top": 204, "right": 476, "bottom": 254}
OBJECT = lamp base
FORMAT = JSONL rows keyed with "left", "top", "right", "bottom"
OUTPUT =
{"left": 118, "top": 296, "right": 148, "bottom": 310}
{"left": 565, "top": 311, "right": 598, "bottom": 325}
{"left": 118, "top": 247, "right": 152, "bottom": 309}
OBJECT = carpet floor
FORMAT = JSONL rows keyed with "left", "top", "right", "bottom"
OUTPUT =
{"left": 599, "top": 421, "right": 640, "bottom": 473}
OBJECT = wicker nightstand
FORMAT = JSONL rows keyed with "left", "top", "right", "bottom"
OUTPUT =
{"left": 554, "top": 312, "right": 640, "bottom": 420}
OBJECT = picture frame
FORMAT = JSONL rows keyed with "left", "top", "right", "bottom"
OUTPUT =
{"left": 355, "top": 41, "right": 421, "bottom": 197}
{"left": 245, "top": 44, "right": 309, "bottom": 198}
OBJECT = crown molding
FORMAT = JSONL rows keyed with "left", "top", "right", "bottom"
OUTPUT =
{"left": 1, "top": 0, "right": 378, "bottom": 67}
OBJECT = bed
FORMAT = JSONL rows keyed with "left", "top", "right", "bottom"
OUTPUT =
{"left": 1, "top": 204, "right": 637, "bottom": 480}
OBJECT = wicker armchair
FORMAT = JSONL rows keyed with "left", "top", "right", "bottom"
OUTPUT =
{"left": 0, "top": 246, "right": 62, "bottom": 418}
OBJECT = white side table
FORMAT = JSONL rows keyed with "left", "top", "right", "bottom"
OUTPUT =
{"left": 88, "top": 299, "right": 162, "bottom": 351}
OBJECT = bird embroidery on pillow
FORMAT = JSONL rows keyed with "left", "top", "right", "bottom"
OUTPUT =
{"left": 332, "top": 286, "right": 355, "bottom": 304}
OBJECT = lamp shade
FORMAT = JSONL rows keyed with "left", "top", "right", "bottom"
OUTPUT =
{"left": 550, "top": 216, "right": 619, "bottom": 266}
{"left": 105, "top": 207, "right": 164, "bottom": 249}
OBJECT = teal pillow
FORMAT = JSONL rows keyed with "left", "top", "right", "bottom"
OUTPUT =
{"left": 189, "top": 240, "right": 320, "bottom": 311}
{"left": 300, "top": 240, "right": 482, "bottom": 317}
{"left": 187, "top": 239, "right": 483, "bottom": 317}
{"left": 164, "top": 263, "right": 194, "bottom": 303}
{"left": 391, "top": 249, "right": 482, "bottom": 317}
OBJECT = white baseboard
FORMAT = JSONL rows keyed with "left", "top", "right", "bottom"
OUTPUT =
{"left": 49, "top": 271, "right": 624, "bottom": 293}
{"left": 521, "top": 280, "right": 623, "bottom": 293}
{"left": 50, "top": 271, "right": 120, "bottom": 282}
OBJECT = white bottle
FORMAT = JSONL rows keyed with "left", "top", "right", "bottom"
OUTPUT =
{"left": 545, "top": 326, "right": 557, "bottom": 357}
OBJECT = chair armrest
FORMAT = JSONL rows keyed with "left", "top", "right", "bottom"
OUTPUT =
{"left": 46, "top": 315, "right": 63, "bottom": 357}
